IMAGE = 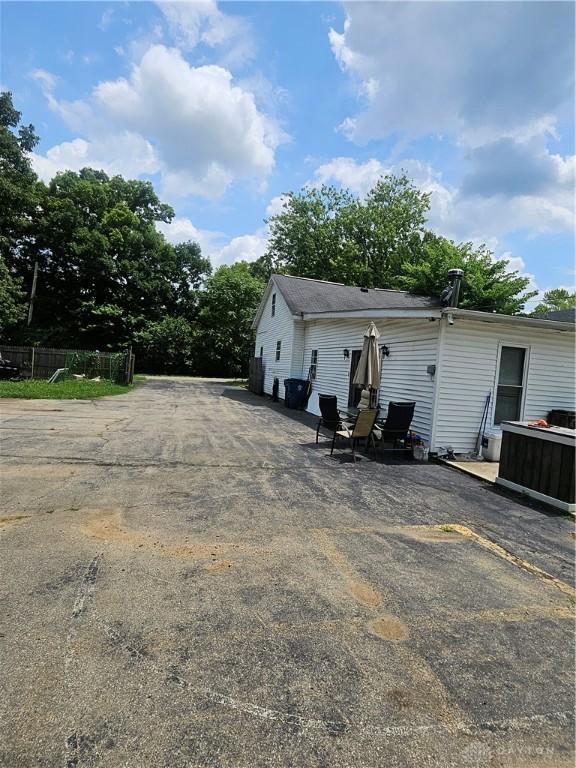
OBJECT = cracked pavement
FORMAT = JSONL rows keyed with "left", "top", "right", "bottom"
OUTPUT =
{"left": 0, "top": 377, "right": 574, "bottom": 767}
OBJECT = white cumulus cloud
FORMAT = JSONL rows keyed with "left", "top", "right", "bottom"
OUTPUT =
{"left": 330, "top": 1, "right": 574, "bottom": 145}
{"left": 156, "top": 216, "right": 223, "bottom": 256}
{"left": 31, "top": 44, "right": 284, "bottom": 199}
{"left": 157, "top": 1, "right": 254, "bottom": 65}
{"left": 212, "top": 232, "right": 268, "bottom": 265}
{"left": 32, "top": 133, "right": 159, "bottom": 183}
{"left": 310, "top": 152, "right": 574, "bottom": 243}
{"left": 157, "top": 217, "right": 268, "bottom": 267}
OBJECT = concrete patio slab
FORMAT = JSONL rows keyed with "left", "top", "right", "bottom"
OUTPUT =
{"left": 443, "top": 458, "right": 499, "bottom": 483}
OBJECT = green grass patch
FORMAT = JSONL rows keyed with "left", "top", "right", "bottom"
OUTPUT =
{"left": 439, "top": 524, "right": 456, "bottom": 533}
{"left": 133, "top": 374, "right": 147, "bottom": 381}
{"left": 0, "top": 378, "right": 133, "bottom": 400}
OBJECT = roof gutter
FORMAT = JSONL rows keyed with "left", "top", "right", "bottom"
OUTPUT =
{"left": 301, "top": 308, "right": 442, "bottom": 321}
{"left": 442, "top": 307, "right": 576, "bottom": 332}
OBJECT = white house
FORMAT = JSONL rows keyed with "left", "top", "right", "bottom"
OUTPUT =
{"left": 252, "top": 274, "right": 576, "bottom": 455}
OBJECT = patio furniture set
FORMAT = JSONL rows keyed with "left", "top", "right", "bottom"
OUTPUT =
{"left": 315, "top": 394, "right": 416, "bottom": 462}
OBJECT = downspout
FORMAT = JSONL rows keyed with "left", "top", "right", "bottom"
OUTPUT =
{"left": 429, "top": 315, "right": 447, "bottom": 454}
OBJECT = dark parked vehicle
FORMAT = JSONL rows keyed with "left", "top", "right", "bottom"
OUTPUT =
{"left": 0, "top": 357, "right": 21, "bottom": 380}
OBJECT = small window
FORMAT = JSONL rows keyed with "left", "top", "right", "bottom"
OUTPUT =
{"left": 309, "top": 350, "right": 318, "bottom": 380}
{"left": 259, "top": 346, "right": 264, "bottom": 358}
{"left": 271, "top": 293, "right": 276, "bottom": 317}
{"left": 494, "top": 346, "right": 527, "bottom": 424}
{"left": 275, "top": 340, "right": 281, "bottom": 361}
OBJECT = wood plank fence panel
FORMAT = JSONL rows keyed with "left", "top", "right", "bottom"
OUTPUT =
{"left": 0, "top": 345, "right": 135, "bottom": 384}
{"left": 248, "top": 356, "right": 264, "bottom": 395}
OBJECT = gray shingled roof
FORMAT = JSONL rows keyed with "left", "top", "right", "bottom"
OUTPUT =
{"left": 535, "top": 308, "right": 576, "bottom": 323}
{"left": 272, "top": 274, "right": 441, "bottom": 315}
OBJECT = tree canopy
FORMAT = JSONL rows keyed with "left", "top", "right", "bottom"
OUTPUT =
{"left": 194, "top": 263, "right": 265, "bottom": 377}
{"left": 263, "top": 176, "right": 430, "bottom": 289}
{"left": 531, "top": 288, "right": 576, "bottom": 316}
{"left": 261, "top": 174, "right": 537, "bottom": 313}
{"left": 398, "top": 233, "right": 537, "bottom": 315}
{"left": 0, "top": 92, "right": 42, "bottom": 332}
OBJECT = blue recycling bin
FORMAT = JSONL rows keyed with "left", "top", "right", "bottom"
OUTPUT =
{"left": 284, "top": 378, "right": 308, "bottom": 409}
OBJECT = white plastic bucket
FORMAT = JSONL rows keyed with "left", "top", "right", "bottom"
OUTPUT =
{"left": 481, "top": 429, "right": 502, "bottom": 462}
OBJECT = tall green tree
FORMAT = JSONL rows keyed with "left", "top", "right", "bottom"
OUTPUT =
{"left": 265, "top": 185, "right": 355, "bottom": 283}
{"left": 531, "top": 288, "right": 576, "bottom": 316}
{"left": 135, "top": 316, "right": 196, "bottom": 374}
{"left": 399, "top": 234, "right": 537, "bottom": 314}
{"left": 265, "top": 175, "right": 430, "bottom": 287}
{"left": 0, "top": 255, "right": 26, "bottom": 332}
{"left": 195, "top": 263, "right": 265, "bottom": 376}
{"left": 265, "top": 174, "right": 536, "bottom": 314}
{"left": 0, "top": 92, "right": 44, "bottom": 332}
{"left": 7, "top": 168, "right": 211, "bottom": 348}
{"left": 0, "top": 92, "right": 44, "bottom": 265}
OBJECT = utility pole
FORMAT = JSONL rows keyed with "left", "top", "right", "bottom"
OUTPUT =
{"left": 27, "top": 261, "right": 39, "bottom": 327}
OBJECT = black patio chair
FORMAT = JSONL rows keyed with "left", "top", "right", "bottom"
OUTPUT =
{"left": 316, "top": 394, "right": 351, "bottom": 444}
{"left": 330, "top": 408, "right": 380, "bottom": 462}
{"left": 378, "top": 401, "right": 416, "bottom": 449}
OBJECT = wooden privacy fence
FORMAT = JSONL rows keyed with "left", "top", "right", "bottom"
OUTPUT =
{"left": 0, "top": 345, "right": 135, "bottom": 385}
{"left": 248, "top": 356, "right": 264, "bottom": 395}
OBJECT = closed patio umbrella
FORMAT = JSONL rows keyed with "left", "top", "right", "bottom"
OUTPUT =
{"left": 353, "top": 322, "right": 381, "bottom": 391}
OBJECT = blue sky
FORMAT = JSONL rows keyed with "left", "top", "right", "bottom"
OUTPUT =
{"left": 2, "top": 1, "right": 574, "bottom": 306}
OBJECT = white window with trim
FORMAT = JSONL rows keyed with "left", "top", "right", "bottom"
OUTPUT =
{"left": 275, "top": 340, "right": 281, "bottom": 361}
{"left": 493, "top": 345, "right": 529, "bottom": 424}
{"left": 271, "top": 293, "right": 276, "bottom": 317}
{"left": 309, "top": 350, "right": 318, "bottom": 380}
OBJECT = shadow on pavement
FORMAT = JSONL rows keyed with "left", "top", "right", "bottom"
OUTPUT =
{"left": 222, "top": 387, "right": 416, "bottom": 467}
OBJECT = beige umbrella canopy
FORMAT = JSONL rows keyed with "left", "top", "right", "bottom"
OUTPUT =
{"left": 353, "top": 322, "right": 381, "bottom": 390}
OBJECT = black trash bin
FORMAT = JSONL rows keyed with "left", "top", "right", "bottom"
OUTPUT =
{"left": 284, "top": 378, "right": 308, "bottom": 409}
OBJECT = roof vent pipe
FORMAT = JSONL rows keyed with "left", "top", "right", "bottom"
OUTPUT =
{"left": 441, "top": 268, "right": 464, "bottom": 308}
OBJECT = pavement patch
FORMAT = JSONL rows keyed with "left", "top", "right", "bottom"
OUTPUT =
{"left": 0, "top": 514, "right": 30, "bottom": 529}
{"left": 315, "top": 529, "right": 384, "bottom": 608}
{"left": 440, "top": 524, "right": 576, "bottom": 598}
{"left": 369, "top": 616, "right": 409, "bottom": 641}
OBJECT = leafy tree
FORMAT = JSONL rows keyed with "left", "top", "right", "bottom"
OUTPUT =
{"left": 265, "top": 185, "right": 355, "bottom": 283}
{"left": 135, "top": 316, "right": 195, "bottom": 374}
{"left": 248, "top": 253, "right": 275, "bottom": 283}
{"left": 0, "top": 255, "right": 26, "bottom": 332}
{"left": 399, "top": 234, "right": 537, "bottom": 314}
{"left": 265, "top": 174, "right": 535, "bottom": 314}
{"left": 531, "top": 288, "right": 576, "bottom": 316}
{"left": 0, "top": 92, "right": 45, "bottom": 334}
{"left": 0, "top": 92, "right": 44, "bottom": 267}
{"left": 354, "top": 175, "right": 430, "bottom": 287}
{"left": 172, "top": 241, "right": 212, "bottom": 315}
{"left": 195, "top": 263, "right": 265, "bottom": 376}
{"left": 7, "top": 169, "right": 212, "bottom": 348}
{"left": 265, "top": 175, "right": 430, "bottom": 287}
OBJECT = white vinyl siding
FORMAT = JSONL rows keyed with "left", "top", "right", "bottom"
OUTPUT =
{"left": 432, "top": 318, "right": 576, "bottom": 454}
{"left": 299, "top": 318, "right": 439, "bottom": 442}
{"left": 379, "top": 320, "right": 439, "bottom": 442}
{"left": 254, "top": 285, "right": 304, "bottom": 395}
{"left": 254, "top": 285, "right": 575, "bottom": 456}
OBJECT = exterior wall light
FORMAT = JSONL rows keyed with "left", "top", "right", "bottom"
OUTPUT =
{"left": 381, "top": 345, "right": 390, "bottom": 357}
{"left": 343, "top": 348, "right": 350, "bottom": 359}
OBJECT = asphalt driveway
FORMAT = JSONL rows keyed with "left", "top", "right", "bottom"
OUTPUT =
{"left": 0, "top": 377, "right": 574, "bottom": 768}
